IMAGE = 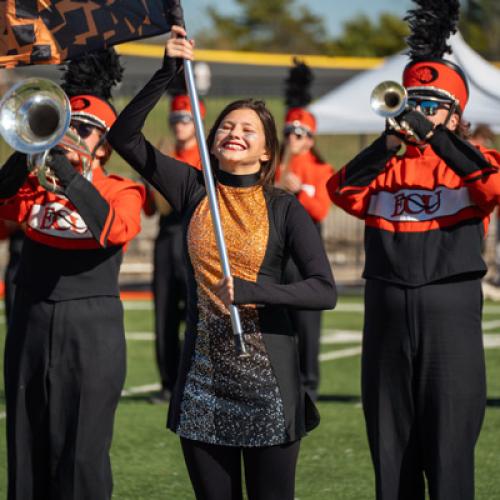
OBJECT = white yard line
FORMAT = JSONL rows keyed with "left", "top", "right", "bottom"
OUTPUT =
{"left": 322, "top": 330, "right": 362, "bottom": 344}
{"left": 121, "top": 383, "right": 161, "bottom": 397}
{"left": 0, "top": 298, "right": 492, "bottom": 314}
{"left": 122, "top": 301, "right": 365, "bottom": 313}
{"left": 482, "top": 320, "right": 500, "bottom": 330}
{"left": 1, "top": 334, "right": 499, "bottom": 422}
{"left": 126, "top": 332, "right": 155, "bottom": 341}
{"left": 125, "top": 329, "right": 500, "bottom": 347}
{"left": 123, "top": 330, "right": 363, "bottom": 343}
{"left": 334, "top": 303, "right": 500, "bottom": 315}
{"left": 332, "top": 303, "right": 364, "bottom": 313}
{"left": 4, "top": 299, "right": 500, "bottom": 315}
{"left": 484, "top": 335, "right": 500, "bottom": 348}
{"left": 1, "top": 322, "right": 499, "bottom": 422}
{"left": 319, "top": 346, "right": 363, "bottom": 362}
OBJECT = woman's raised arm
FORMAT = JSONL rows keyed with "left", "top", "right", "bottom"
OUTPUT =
{"left": 107, "top": 26, "right": 201, "bottom": 214}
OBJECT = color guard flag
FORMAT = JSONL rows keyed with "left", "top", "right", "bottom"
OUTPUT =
{"left": 0, "top": 0, "right": 180, "bottom": 69}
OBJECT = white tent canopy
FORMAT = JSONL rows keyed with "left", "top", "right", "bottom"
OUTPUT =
{"left": 310, "top": 33, "right": 500, "bottom": 134}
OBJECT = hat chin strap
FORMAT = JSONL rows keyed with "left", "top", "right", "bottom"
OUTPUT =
{"left": 441, "top": 101, "right": 458, "bottom": 130}
{"left": 89, "top": 133, "right": 112, "bottom": 167}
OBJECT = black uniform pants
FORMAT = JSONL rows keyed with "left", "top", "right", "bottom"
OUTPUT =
{"left": 3, "top": 230, "right": 24, "bottom": 324}
{"left": 153, "top": 225, "right": 186, "bottom": 392}
{"left": 180, "top": 437, "right": 300, "bottom": 500}
{"left": 4, "top": 291, "right": 126, "bottom": 500}
{"left": 363, "top": 278, "right": 486, "bottom": 500}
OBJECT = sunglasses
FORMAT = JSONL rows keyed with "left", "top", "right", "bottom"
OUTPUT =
{"left": 407, "top": 99, "right": 451, "bottom": 117}
{"left": 70, "top": 121, "right": 100, "bottom": 139}
{"left": 284, "top": 126, "right": 313, "bottom": 139}
{"left": 169, "top": 114, "right": 194, "bottom": 125}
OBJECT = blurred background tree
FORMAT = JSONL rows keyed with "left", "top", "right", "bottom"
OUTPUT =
{"left": 197, "top": 0, "right": 331, "bottom": 54}
{"left": 197, "top": 0, "right": 499, "bottom": 60}
{"left": 327, "top": 13, "right": 408, "bottom": 57}
{"left": 460, "top": 0, "right": 500, "bottom": 60}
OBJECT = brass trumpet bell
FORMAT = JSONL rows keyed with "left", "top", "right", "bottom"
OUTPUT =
{"left": 0, "top": 78, "right": 91, "bottom": 193}
{"left": 370, "top": 80, "right": 426, "bottom": 143}
{"left": 0, "top": 78, "right": 71, "bottom": 154}
{"left": 370, "top": 81, "right": 408, "bottom": 118}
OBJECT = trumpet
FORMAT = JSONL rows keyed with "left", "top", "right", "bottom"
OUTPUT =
{"left": 370, "top": 80, "right": 432, "bottom": 144}
{"left": 0, "top": 78, "right": 91, "bottom": 193}
{"left": 370, "top": 80, "right": 408, "bottom": 119}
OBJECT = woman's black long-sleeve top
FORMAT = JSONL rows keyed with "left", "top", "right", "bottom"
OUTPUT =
{"left": 108, "top": 57, "right": 336, "bottom": 446}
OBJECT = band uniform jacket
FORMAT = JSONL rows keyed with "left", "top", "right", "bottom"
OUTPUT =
{"left": 327, "top": 131, "right": 500, "bottom": 286}
{"left": 276, "top": 151, "right": 332, "bottom": 224}
{"left": 0, "top": 160, "right": 145, "bottom": 299}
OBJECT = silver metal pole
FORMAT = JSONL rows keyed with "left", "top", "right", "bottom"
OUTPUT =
{"left": 183, "top": 58, "right": 249, "bottom": 358}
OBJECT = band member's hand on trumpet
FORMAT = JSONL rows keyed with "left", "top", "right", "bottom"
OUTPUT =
{"left": 371, "top": 80, "right": 459, "bottom": 146}
{"left": 44, "top": 147, "right": 81, "bottom": 187}
{"left": 392, "top": 109, "right": 434, "bottom": 140}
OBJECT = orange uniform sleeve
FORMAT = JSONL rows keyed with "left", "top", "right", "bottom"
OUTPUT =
{"left": 461, "top": 148, "right": 500, "bottom": 214}
{"left": 0, "top": 180, "right": 38, "bottom": 224}
{"left": 104, "top": 179, "right": 146, "bottom": 247}
{"left": 297, "top": 164, "right": 333, "bottom": 222}
{"left": 327, "top": 169, "right": 374, "bottom": 220}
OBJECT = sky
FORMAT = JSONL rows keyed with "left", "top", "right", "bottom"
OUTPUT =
{"left": 182, "top": 0, "right": 414, "bottom": 38}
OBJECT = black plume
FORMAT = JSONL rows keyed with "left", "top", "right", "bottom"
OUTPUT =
{"left": 284, "top": 57, "right": 314, "bottom": 109}
{"left": 405, "top": 0, "right": 460, "bottom": 60}
{"left": 60, "top": 48, "right": 123, "bottom": 100}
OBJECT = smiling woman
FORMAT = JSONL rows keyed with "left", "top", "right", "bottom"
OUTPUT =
{"left": 107, "top": 24, "right": 337, "bottom": 500}
{"left": 206, "top": 101, "right": 278, "bottom": 184}
{"left": 212, "top": 110, "right": 268, "bottom": 173}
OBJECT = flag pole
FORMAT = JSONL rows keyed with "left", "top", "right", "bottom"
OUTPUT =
{"left": 168, "top": 0, "right": 249, "bottom": 358}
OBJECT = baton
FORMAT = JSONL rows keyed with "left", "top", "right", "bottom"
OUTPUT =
{"left": 167, "top": 1, "right": 249, "bottom": 358}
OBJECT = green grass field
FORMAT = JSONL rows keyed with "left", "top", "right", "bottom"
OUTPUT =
{"left": 0, "top": 294, "right": 499, "bottom": 499}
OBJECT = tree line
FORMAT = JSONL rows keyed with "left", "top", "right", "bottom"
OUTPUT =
{"left": 196, "top": 0, "right": 499, "bottom": 60}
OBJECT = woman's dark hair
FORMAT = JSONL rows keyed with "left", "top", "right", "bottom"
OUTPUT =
{"left": 206, "top": 99, "right": 279, "bottom": 186}
{"left": 446, "top": 103, "right": 469, "bottom": 139}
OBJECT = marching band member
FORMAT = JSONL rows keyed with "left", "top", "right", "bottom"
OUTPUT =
{"left": 0, "top": 50, "right": 144, "bottom": 499}
{"left": 276, "top": 60, "right": 333, "bottom": 401}
{"left": 327, "top": 1, "right": 500, "bottom": 498}
{"left": 148, "top": 91, "right": 203, "bottom": 403}
{"left": 108, "top": 26, "right": 336, "bottom": 500}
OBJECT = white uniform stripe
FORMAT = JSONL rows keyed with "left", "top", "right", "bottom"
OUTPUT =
{"left": 367, "top": 186, "right": 472, "bottom": 222}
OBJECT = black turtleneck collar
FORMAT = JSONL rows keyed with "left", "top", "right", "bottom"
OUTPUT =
{"left": 216, "top": 168, "right": 261, "bottom": 187}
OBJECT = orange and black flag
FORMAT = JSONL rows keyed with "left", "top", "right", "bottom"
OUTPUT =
{"left": 0, "top": 0, "right": 184, "bottom": 69}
